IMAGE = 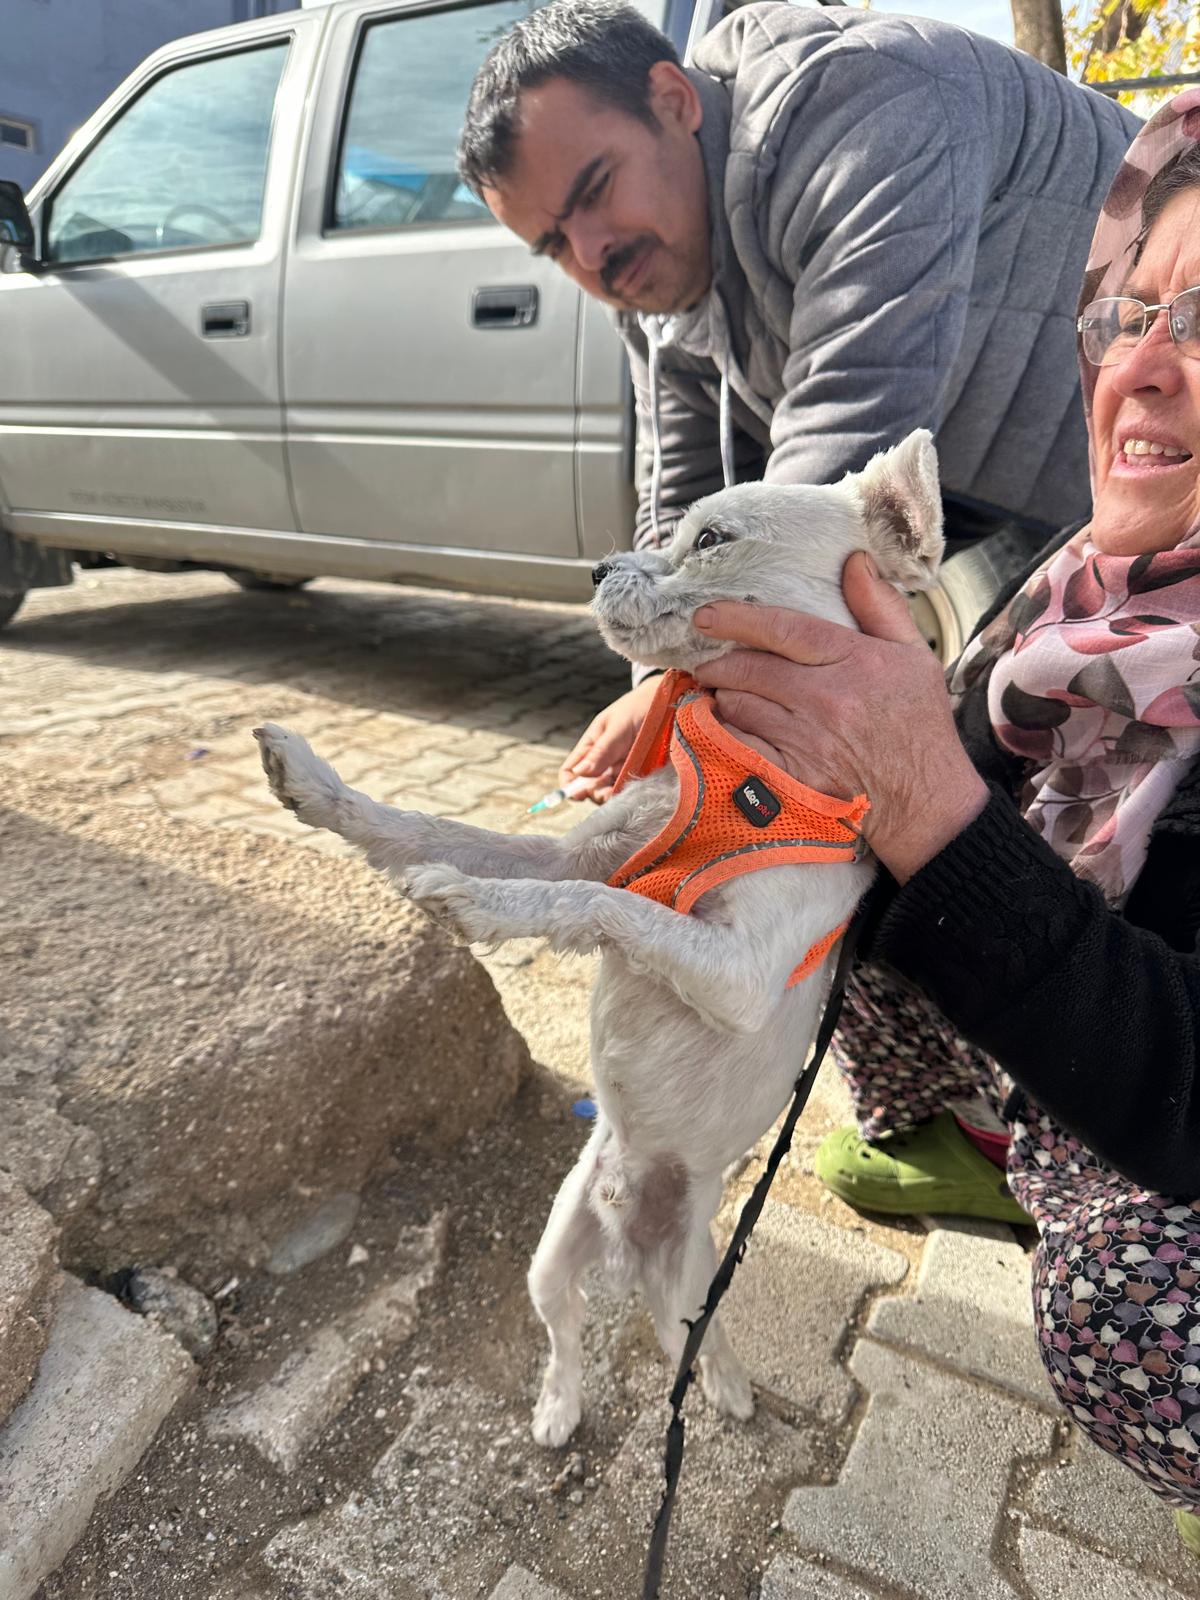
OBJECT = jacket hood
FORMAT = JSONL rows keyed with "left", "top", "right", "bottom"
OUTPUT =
{"left": 690, "top": 3, "right": 831, "bottom": 205}
{"left": 630, "top": 67, "right": 772, "bottom": 544}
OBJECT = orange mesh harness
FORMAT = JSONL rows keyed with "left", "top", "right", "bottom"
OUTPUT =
{"left": 606, "top": 669, "right": 869, "bottom": 986}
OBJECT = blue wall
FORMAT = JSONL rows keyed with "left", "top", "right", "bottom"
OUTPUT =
{"left": 1, "top": 0, "right": 299, "bottom": 192}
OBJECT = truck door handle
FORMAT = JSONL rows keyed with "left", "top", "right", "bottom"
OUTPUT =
{"left": 471, "top": 286, "right": 538, "bottom": 329}
{"left": 201, "top": 301, "right": 251, "bottom": 338}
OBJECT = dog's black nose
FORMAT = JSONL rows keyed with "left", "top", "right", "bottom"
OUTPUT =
{"left": 592, "top": 562, "right": 613, "bottom": 588}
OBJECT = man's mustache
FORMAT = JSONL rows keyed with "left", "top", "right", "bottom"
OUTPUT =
{"left": 601, "top": 236, "right": 655, "bottom": 298}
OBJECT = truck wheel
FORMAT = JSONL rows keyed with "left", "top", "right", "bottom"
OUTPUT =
{"left": 0, "top": 590, "right": 26, "bottom": 630}
{"left": 908, "top": 525, "right": 1047, "bottom": 667}
{"left": 227, "top": 572, "right": 313, "bottom": 593}
{"left": 907, "top": 584, "right": 965, "bottom": 667}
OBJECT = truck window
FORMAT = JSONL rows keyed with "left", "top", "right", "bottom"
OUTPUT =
{"left": 331, "top": 0, "right": 543, "bottom": 233}
{"left": 44, "top": 42, "right": 289, "bottom": 265}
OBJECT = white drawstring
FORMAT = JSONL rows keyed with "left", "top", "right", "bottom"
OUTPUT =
{"left": 718, "top": 373, "right": 734, "bottom": 490}
{"left": 647, "top": 327, "right": 665, "bottom": 548}
{"left": 642, "top": 297, "right": 748, "bottom": 541}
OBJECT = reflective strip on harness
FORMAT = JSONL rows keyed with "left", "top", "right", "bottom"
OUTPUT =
{"left": 607, "top": 669, "right": 868, "bottom": 986}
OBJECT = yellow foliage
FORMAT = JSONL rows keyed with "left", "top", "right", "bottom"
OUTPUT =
{"left": 1063, "top": 0, "right": 1200, "bottom": 111}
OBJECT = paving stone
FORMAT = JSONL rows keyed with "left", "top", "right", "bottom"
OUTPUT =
{"left": 1028, "top": 1437, "right": 1200, "bottom": 1595}
{"left": 150, "top": 768, "right": 237, "bottom": 806}
{"left": 558, "top": 1394, "right": 817, "bottom": 1599}
{"left": 383, "top": 785, "right": 474, "bottom": 817}
{"left": 461, "top": 746, "right": 561, "bottom": 789}
{"left": 161, "top": 792, "right": 257, "bottom": 824}
{"left": 783, "top": 1339, "right": 1056, "bottom": 1600}
{"left": 759, "top": 1555, "right": 886, "bottom": 1599}
{"left": 340, "top": 715, "right": 444, "bottom": 749}
{"left": 261, "top": 1509, "right": 428, "bottom": 1600}
{"left": 368, "top": 1378, "right": 549, "bottom": 1590}
{"left": 1020, "top": 1527, "right": 1198, "bottom": 1599}
{"left": 230, "top": 810, "right": 312, "bottom": 842}
{"left": 0, "top": 1277, "right": 194, "bottom": 1600}
{"left": 396, "top": 751, "right": 476, "bottom": 788}
{"left": 264, "top": 1377, "right": 538, "bottom": 1598}
{"left": 310, "top": 742, "right": 438, "bottom": 787}
{"left": 866, "top": 1221, "right": 1052, "bottom": 1409}
{"left": 330, "top": 767, "right": 420, "bottom": 803}
{"left": 0, "top": 1172, "right": 60, "bottom": 1426}
{"left": 488, "top": 1566, "right": 570, "bottom": 1600}
{"left": 719, "top": 1203, "right": 908, "bottom": 1425}
{"left": 207, "top": 1213, "right": 445, "bottom": 1472}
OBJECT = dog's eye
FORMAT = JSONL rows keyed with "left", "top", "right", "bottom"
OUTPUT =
{"left": 694, "top": 527, "right": 731, "bottom": 552}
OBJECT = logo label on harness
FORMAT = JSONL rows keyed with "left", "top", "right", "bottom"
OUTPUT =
{"left": 733, "top": 776, "right": 781, "bottom": 828}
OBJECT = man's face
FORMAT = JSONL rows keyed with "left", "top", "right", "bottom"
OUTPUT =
{"left": 482, "top": 65, "right": 711, "bottom": 315}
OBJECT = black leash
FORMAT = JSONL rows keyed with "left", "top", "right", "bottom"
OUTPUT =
{"left": 641, "top": 904, "right": 867, "bottom": 1600}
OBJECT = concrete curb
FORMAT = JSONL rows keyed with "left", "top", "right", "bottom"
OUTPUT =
{"left": 0, "top": 1277, "right": 194, "bottom": 1600}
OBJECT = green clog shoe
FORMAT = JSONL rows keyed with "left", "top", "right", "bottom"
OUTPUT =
{"left": 813, "top": 1110, "right": 1033, "bottom": 1225}
{"left": 1176, "top": 1509, "right": 1200, "bottom": 1557}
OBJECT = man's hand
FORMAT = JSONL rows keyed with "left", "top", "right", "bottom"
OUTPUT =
{"left": 692, "top": 552, "right": 988, "bottom": 883}
{"left": 558, "top": 675, "right": 662, "bottom": 804}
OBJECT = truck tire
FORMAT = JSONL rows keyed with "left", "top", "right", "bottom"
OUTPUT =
{"left": 0, "top": 590, "right": 26, "bottom": 630}
{"left": 908, "top": 525, "right": 1047, "bottom": 666}
{"left": 227, "top": 572, "right": 313, "bottom": 593}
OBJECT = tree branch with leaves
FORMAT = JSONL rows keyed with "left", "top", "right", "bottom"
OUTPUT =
{"left": 1061, "top": 0, "right": 1200, "bottom": 107}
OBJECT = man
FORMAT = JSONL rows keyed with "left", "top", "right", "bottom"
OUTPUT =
{"left": 458, "top": 0, "right": 1138, "bottom": 794}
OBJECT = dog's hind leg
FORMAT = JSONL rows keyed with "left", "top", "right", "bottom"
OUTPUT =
{"left": 642, "top": 1173, "right": 754, "bottom": 1422}
{"left": 528, "top": 1136, "right": 606, "bottom": 1449}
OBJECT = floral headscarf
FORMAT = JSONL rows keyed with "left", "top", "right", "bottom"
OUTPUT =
{"left": 1077, "top": 89, "right": 1200, "bottom": 450}
{"left": 950, "top": 90, "right": 1200, "bottom": 907}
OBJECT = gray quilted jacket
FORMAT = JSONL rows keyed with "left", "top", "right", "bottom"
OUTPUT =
{"left": 617, "top": 3, "right": 1139, "bottom": 549}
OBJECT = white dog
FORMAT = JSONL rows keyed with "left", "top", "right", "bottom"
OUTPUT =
{"left": 254, "top": 429, "right": 943, "bottom": 1448}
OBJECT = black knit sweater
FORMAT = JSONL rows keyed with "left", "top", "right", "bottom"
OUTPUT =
{"left": 867, "top": 532, "right": 1200, "bottom": 1195}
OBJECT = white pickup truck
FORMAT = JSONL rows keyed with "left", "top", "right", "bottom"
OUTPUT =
{"left": 0, "top": 0, "right": 1009, "bottom": 651}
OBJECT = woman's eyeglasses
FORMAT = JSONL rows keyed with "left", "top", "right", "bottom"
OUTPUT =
{"left": 1078, "top": 286, "right": 1200, "bottom": 368}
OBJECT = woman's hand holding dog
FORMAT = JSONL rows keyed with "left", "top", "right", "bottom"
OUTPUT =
{"left": 692, "top": 552, "right": 989, "bottom": 884}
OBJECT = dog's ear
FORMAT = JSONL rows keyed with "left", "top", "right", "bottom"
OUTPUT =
{"left": 853, "top": 429, "right": 943, "bottom": 591}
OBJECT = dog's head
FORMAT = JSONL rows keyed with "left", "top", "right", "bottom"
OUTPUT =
{"left": 591, "top": 429, "right": 943, "bottom": 670}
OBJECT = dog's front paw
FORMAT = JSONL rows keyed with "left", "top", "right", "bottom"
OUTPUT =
{"left": 404, "top": 864, "right": 505, "bottom": 943}
{"left": 531, "top": 1381, "right": 582, "bottom": 1449}
{"left": 253, "top": 723, "right": 347, "bottom": 832}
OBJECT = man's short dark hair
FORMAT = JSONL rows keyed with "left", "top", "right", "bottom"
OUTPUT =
{"left": 457, "top": 0, "right": 681, "bottom": 196}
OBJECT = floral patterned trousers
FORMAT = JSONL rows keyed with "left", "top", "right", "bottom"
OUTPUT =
{"left": 832, "top": 966, "right": 1200, "bottom": 1511}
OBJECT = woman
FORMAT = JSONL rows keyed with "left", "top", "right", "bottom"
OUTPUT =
{"left": 691, "top": 92, "right": 1200, "bottom": 1545}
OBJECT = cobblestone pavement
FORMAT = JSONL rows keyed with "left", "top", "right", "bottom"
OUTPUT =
{"left": 2, "top": 567, "right": 625, "bottom": 1082}
{"left": 6, "top": 568, "right": 1200, "bottom": 1600}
